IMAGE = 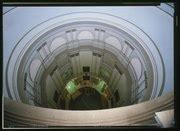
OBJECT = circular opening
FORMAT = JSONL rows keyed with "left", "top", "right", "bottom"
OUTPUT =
{"left": 6, "top": 16, "right": 164, "bottom": 111}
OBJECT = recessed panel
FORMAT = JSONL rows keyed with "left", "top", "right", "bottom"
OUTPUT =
{"left": 77, "top": 31, "right": 94, "bottom": 40}
{"left": 29, "top": 59, "right": 41, "bottom": 81}
{"left": 50, "top": 37, "right": 66, "bottom": 52}
{"left": 130, "top": 58, "right": 142, "bottom": 80}
{"left": 105, "top": 36, "right": 122, "bottom": 50}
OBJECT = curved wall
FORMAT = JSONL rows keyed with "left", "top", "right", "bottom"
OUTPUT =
{"left": 4, "top": 92, "right": 174, "bottom": 126}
